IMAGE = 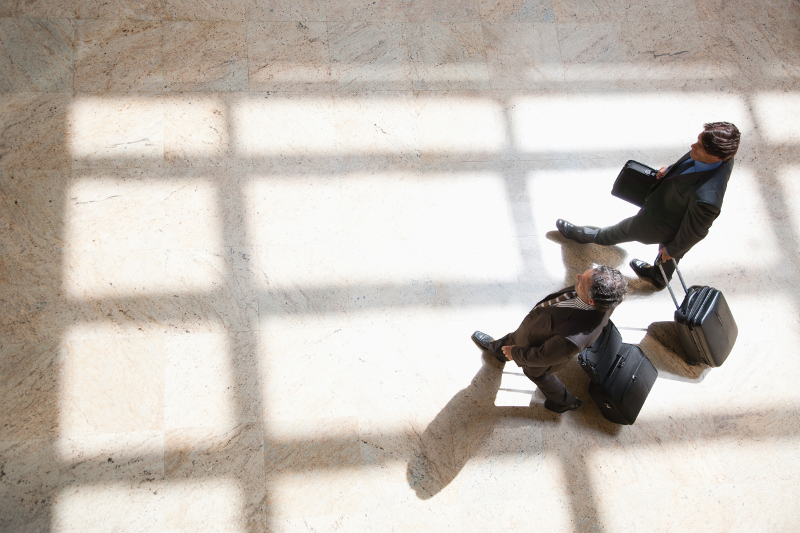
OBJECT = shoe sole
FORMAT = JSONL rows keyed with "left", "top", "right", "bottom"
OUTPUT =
{"left": 471, "top": 336, "right": 489, "bottom": 352}
{"left": 545, "top": 400, "right": 583, "bottom": 413}
{"left": 472, "top": 336, "right": 508, "bottom": 365}
{"left": 555, "top": 222, "right": 571, "bottom": 240}
{"left": 630, "top": 262, "right": 667, "bottom": 289}
{"left": 632, "top": 271, "right": 667, "bottom": 289}
{"left": 472, "top": 333, "right": 508, "bottom": 364}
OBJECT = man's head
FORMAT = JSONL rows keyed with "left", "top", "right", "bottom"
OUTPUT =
{"left": 691, "top": 122, "right": 740, "bottom": 163}
{"left": 575, "top": 266, "right": 628, "bottom": 311}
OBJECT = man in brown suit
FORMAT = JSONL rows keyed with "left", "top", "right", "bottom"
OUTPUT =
{"left": 472, "top": 266, "right": 627, "bottom": 413}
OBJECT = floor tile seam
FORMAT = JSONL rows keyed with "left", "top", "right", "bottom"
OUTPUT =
{"left": 7, "top": 11, "right": 795, "bottom": 25}
{"left": 0, "top": 435, "right": 64, "bottom": 450}
{"left": 158, "top": 15, "right": 165, "bottom": 103}
{"left": 0, "top": 85, "right": 75, "bottom": 94}
{"left": 256, "top": 314, "right": 487, "bottom": 330}
{"left": 2, "top": 84, "right": 751, "bottom": 101}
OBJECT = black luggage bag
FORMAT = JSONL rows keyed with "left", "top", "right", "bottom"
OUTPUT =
{"left": 658, "top": 259, "right": 738, "bottom": 367}
{"left": 578, "top": 321, "right": 658, "bottom": 425}
{"left": 611, "top": 160, "right": 659, "bottom": 207}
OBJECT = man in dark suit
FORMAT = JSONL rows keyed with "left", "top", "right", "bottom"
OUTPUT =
{"left": 472, "top": 266, "right": 627, "bottom": 413}
{"left": 555, "top": 122, "right": 741, "bottom": 288}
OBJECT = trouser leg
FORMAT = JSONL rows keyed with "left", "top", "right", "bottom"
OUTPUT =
{"left": 487, "top": 334, "right": 510, "bottom": 354}
{"left": 486, "top": 334, "right": 512, "bottom": 362}
{"left": 522, "top": 367, "right": 578, "bottom": 405}
{"left": 593, "top": 217, "right": 636, "bottom": 246}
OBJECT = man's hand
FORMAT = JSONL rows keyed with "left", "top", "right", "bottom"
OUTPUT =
{"left": 656, "top": 166, "right": 668, "bottom": 179}
{"left": 659, "top": 247, "right": 673, "bottom": 263}
{"left": 501, "top": 345, "right": 515, "bottom": 361}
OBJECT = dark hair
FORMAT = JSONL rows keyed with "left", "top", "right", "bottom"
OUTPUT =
{"left": 589, "top": 266, "right": 628, "bottom": 311}
{"left": 701, "top": 122, "right": 740, "bottom": 162}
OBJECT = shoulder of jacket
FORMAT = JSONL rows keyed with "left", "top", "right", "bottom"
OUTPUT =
{"left": 694, "top": 161, "right": 733, "bottom": 208}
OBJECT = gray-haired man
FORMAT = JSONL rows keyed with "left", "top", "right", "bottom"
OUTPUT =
{"left": 472, "top": 266, "right": 627, "bottom": 413}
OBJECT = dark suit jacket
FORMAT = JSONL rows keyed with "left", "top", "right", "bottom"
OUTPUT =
{"left": 507, "top": 287, "right": 612, "bottom": 376}
{"left": 630, "top": 152, "right": 733, "bottom": 258}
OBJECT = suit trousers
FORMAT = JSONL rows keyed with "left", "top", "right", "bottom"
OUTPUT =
{"left": 488, "top": 335, "right": 579, "bottom": 406}
{"left": 578, "top": 217, "right": 681, "bottom": 281}
{"left": 522, "top": 367, "right": 579, "bottom": 405}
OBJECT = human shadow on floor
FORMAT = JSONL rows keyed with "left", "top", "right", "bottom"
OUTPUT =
{"left": 546, "top": 230, "right": 626, "bottom": 279}
{"left": 406, "top": 356, "right": 503, "bottom": 499}
{"left": 406, "top": 355, "right": 584, "bottom": 500}
{"left": 546, "top": 230, "right": 662, "bottom": 295}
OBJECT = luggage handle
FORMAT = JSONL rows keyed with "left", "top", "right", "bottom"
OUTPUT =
{"left": 657, "top": 258, "right": 688, "bottom": 310}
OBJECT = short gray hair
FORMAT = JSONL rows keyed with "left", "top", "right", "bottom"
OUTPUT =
{"left": 589, "top": 266, "right": 628, "bottom": 311}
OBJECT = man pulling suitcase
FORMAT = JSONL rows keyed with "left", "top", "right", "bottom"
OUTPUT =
{"left": 471, "top": 266, "right": 627, "bottom": 413}
{"left": 555, "top": 122, "right": 741, "bottom": 289}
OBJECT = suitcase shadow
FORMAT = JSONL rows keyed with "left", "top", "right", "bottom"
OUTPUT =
{"left": 638, "top": 321, "right": 712, "bottom": 383}
{"left": 550, "top": 325, "right": 712, "bottom": 436}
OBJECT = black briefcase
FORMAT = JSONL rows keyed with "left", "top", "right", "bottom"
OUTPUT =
{"left": 611, "top": 160, "right": 658, "bottom": 207}
{"left": 578, "top": 321, "right": 658, "bottom": 425}
{"left": 659, "top": 260, "right": 738, "bottom": 367}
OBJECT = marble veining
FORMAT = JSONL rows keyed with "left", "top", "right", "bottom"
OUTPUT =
{"left": 78, "top": 0, "right": 167, "bottom": 20}
{"left": 163, "top": 21, "right": 248, "bottom": 92}
{"left": 482, "top": 23, "right": 565, "bottom": 88}
{"left": 1, "top": 1, "right": 800, "bottom": 532}
{"left": 696, "top": 0, "right": 800, "bottom": 22}
{"left": 328, "top": 22, "right": 413, "bottom": 91}
{"left": 73, "top": 20, "right": 163, "bottom": 93}
{"left": 403, "top": 0, "right": 482, "bottom": 22}
{"left": 407, "top": 22, "right": 491, "bottom": 91}
{"left": 479, "top": 0, "right": 555, "bottom": 23}
{"left": 247, "top": 0, "right": 327, "bottom": 22}
{"left": 0, "top": 18, "right": 73, "bottom": 93}
{"left": 164, "top": 424, "right": 266, "bottom": 530}
{"left": 0, "top": 92, "right": 70, "bottom": 169}
{"left": 163, "top": 93, "right": 251, "bottom": 166}
{"left": 163, "top": 0, "right": 249, "bottom": 21}
{"left": 247, "top": 22, "right": 332, "bottom": 91}
{"left": 702, "top": 20, "right": 800, "bottom": 90}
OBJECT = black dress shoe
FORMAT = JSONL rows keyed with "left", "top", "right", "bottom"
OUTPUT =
{"left": 555, "top": 219, "right": 595, "bottom": 244}
{"left": 471, "top": 331, "right": 506, "bottom": 364}
{"left": 544, "top": 398, "right": 583, "bottom": 413}
{"left": 629, "top": 258, "right": 666, "bottom": 289}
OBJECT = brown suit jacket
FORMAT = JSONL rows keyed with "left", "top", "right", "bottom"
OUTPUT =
{"left": 507, "top": 287, "right": 612, "bottom": 375}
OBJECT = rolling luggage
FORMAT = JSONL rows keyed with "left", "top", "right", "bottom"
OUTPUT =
{"left": 611, "top": 160, "right": 659, "bottom": 207}
{"left": 658, "top": 259, "right": 738, "bottom": 367}
{"left": 578, "top": 321, "right": 658, "bottom": 425}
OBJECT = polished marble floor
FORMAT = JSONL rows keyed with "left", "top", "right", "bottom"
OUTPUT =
{"left": 2, "top": 0, "right": 800, "bottom": 531}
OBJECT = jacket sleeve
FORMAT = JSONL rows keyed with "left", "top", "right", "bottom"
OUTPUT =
{"left": 510, "top": 336, "right": 580, "bottom": 369}
{"left": 665, "top": 201, "right": 720, "bottom": 258}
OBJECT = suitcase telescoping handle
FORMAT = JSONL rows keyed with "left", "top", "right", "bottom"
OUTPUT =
{"left": 657, "top": 258, "right": 688, "bottom": 310}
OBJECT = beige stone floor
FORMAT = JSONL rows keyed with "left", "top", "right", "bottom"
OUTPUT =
{"left": 2, "top": 0, "right": 800, "bottom": 531}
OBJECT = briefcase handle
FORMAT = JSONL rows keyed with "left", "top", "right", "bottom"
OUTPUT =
{"left": 657, "top": 258, "right": 688, "bottom": 310}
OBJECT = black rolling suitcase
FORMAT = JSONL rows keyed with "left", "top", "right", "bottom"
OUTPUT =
{"left": 578, "top": 321, "right": 658, "bottom": 425}
{"left": 658, "top": 259, "right": 738, "bottom": 367}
